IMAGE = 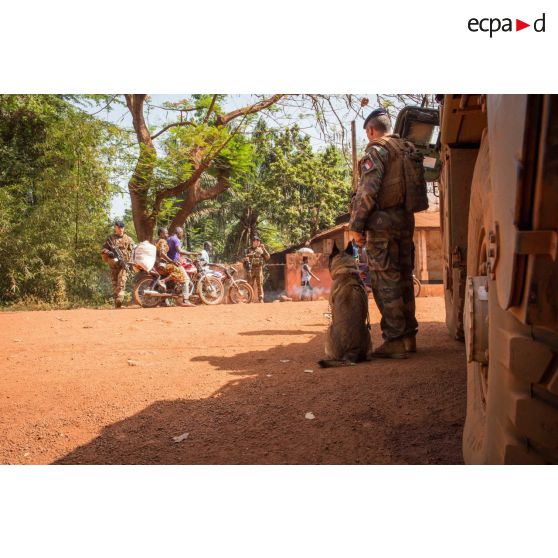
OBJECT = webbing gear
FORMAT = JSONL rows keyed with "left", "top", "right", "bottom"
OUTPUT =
{"left": 369, "top": 135, "right": 429, "bottom": 213}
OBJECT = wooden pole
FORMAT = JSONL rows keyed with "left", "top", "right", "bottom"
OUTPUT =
{"left": 351, "top": 120, "right": 358, "bottom": 192}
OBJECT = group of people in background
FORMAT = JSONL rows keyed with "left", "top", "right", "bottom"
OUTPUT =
{"left": 101, "top": 221, "right": 271, "bottom": 308}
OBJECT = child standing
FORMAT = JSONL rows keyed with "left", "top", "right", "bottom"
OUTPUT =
{"left": 301, "top": 256, "right": 320, "bottom": 301}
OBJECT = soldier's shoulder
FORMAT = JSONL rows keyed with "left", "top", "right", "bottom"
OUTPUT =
{"left": 360, "top": 146, "right": 387, "bottom": 174}
{"left": 368, "top": 144, "right": 389, "bottom": 158}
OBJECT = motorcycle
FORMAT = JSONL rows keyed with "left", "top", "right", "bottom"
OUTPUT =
{"left": 211, "top": 264, "right": 254, "bottom": 304}
{"left": 179, "top": 259, "right": 225, "bottom": 305}
{"left": 132, "top": 257, "right": 225, "bottom": 308}
{"left": 413, "top": 274, "right": 421, "bottom": 298}
{"left": 132, "top": 267, "right": 189, "bottom": 308}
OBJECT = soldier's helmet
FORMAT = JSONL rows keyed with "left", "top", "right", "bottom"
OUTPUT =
{"left": 114, "top": 219, "right": 125, "bottom": 228}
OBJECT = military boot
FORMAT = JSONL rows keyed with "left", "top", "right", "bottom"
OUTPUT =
{"left": 372, "top": 339, "right": 408, "bottom": 359}
{"left": 403, "top": 335, "right": 417, "bottom": 353}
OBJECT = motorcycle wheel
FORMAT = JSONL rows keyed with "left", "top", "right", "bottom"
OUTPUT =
{"left": 197, "top": 275, "right": 224, "bottom": 305}
{"left": 133, "top": 276, "right": 162, "bottom": 308}
{"left": 228, "top": 280, "right": 254, "bottom": 304}
{"left": 413, "top": 276, "right": 421, "bottom": 298}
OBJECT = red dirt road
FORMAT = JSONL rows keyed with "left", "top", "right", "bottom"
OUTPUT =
{"left": 0, "top": 298, "right": 466, "bottom": 464}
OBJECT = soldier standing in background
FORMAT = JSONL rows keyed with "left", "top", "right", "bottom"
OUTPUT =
{"left": 244, "top": 235, "right": 270, "bottom": 303}
{"left": 101, "top": 220, "right": 134, "bottom": 308}
{"left": 349, "top": 108, "right": 418, "bottom": 358}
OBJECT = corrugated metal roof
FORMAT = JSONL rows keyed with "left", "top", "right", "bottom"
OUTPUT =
{"left": 310, "top": 223, "right": 347, "bottom": 242}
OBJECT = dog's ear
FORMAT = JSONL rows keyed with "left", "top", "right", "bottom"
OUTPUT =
{"left": 329, "top": 242, "right": 339, "bottom": 270}
{"left": 330, "top": 243, "right": 340, "bottom": 257}
{"left": 345, "top": 241, "right": 354, "bottom": 255}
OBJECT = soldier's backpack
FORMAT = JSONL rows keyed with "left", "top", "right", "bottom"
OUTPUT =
{"left": 370, "top": 135, "right": 429, "bottom": 213}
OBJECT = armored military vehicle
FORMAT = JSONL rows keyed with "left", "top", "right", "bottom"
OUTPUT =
{"left": 398, "top": 95, "right": 557, "bottom": 464}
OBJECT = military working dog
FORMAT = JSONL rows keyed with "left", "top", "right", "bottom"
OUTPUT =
{"left": 318, "top": 242, "right": 373, "bottom": 368}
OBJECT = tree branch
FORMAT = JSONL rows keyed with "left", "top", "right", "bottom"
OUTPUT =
{"left": 152, "top": 161, "right": 210, "bottom": 210}
{"left": 216, "top": 94, "right": 285, "bottom": 125}
{"left": 203, "top": 94, "right": 218, "bottom": 123}
{"left": 150, "top": 120, "right": 193, "bottom": 140}
{"left": 197, "top": 172, "right": 230, "bottom": 202}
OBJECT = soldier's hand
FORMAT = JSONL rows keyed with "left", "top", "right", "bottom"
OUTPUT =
{"left": 102, "top": 249, "right": 110, "bottom": 254}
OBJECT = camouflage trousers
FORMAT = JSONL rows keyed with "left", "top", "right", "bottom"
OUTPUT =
{"left": 249, "top": 267, "right": 265, "bottom": 302}
{"left": 109, "top": 266, "right": 128, "bottom": 305}
{"left": 366, "top": 209, "right": 418, "bottom": 341}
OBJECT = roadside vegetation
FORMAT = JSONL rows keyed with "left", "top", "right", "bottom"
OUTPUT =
{"left": 0, "top": 94, "right": 431, "bottom": 309}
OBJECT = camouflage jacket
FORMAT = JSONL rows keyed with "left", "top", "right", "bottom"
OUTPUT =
{"left": 102, "top": 233, "right": 134, "bottom": 261}
{"left": 349, "top": 134, "right": 409, "bottom": 233}
{"left": 245, "top": 245, "right": 270, "bottom": 268}
{"left": 348, "top": 141, "right": 389, "bottom": 233}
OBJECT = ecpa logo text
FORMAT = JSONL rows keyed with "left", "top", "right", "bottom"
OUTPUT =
{"left": 468, "top": 13, "right": 546, "bottom": 37}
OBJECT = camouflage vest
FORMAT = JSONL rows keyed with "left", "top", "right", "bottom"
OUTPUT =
{"left": 368, "top": 134, "right": 429, "bottom": 213}
{"left": 110, "top": 233, "right": 133, "bottom": 257}
{"left": 248, "top": 249, "right": 264, "bottom": 268}
{"left": 366, "top": 135, "right": 406, "bottom": 210}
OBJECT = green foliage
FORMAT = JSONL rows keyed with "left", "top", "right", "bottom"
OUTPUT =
{"left": 0, "top": 94, "right": 354, "bottom": 307}
{"left": 221, "top": 120, "right": 351, "bottom": 259}
{"left": 174, "top": 119, "right": 352, "bottom": 262}
{"left": 0, "top": 95, "right": 121, "bottom": 307}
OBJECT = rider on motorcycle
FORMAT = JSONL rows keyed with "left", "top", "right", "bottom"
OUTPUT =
{"left": 156, "top": 227, "right": 195, "bottom": 307}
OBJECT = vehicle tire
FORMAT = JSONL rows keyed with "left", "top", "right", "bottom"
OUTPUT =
{"left": 132, "top": 275, "right": 161, "bottom": 308}
{"left": 413, "top": 276, "right": 421, "bottom": 298}
{"left": 228, "top": 280, "right": 253, "bottom": 304}
{"left": 462, "top": 136, "right": 558, "bottom": 464}
{"left": 197, "top": 275, "right": 225, "bottom": 305}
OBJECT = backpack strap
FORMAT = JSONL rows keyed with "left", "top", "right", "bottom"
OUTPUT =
{"left": 369, "top": 135, "right": 405, "bottom": 158}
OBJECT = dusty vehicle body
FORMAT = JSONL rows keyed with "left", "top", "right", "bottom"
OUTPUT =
{"left": 398, "top": 95, "right": 558, "bottom": 464}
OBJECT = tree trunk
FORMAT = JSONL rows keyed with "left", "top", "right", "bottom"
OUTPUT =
{"left": 168, "top": 182, "right": 198, "bottom": 233}
{"left": 123, "top": 94, "right": 283, "bottom": 241}
{"left": 238, "top": 207, "right": 259, "bottom": 251}
{"left": 125, "top": 94, "right": 157, "bottom": 241}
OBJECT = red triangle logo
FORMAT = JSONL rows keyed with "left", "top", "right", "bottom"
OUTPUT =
{"left": 516, "top": 19, "right": 530, "bottom": 31}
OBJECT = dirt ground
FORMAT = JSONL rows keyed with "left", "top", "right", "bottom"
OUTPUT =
{"left": 0, "top": 298, "right": 466, "bottom": 464}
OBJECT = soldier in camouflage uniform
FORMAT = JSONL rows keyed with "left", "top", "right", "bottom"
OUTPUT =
{"left": 244, "top": 235, "right": 270, "bottom": 303}
{"left": 101, "top": 220, "right": 134, "bottom": 308}
{"left": 349, "top": 108, "right": 418, "bottom": 358}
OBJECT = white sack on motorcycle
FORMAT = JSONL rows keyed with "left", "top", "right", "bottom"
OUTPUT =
{"left": 133, "top": 241, "right": 157, "bottom": 272}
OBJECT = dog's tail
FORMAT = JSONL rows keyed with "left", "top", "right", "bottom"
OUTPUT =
{"left": 318, "top": 359, "right": 356, "bottom": 369}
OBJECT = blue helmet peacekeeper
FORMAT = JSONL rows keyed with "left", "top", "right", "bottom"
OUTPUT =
{"left": 348, "top": 108, "right": 419, "bottom": 358}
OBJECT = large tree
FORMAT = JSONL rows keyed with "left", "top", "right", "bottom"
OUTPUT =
{"left": 123, "top": 94, "right": 284, "bottom": 241}
{"left": 121, "top": 94, "right": 436, "bottom": 242}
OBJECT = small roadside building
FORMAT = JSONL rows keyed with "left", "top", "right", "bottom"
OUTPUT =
{"left": 277, "top": 211, "right": 442, "bottom": 299}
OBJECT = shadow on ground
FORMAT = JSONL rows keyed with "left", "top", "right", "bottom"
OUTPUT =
{"left": 54, "top": 321, "right": 466, "bottom": 465}
{"left": 239, "top": 329, "right": 323, "bottom": 336}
